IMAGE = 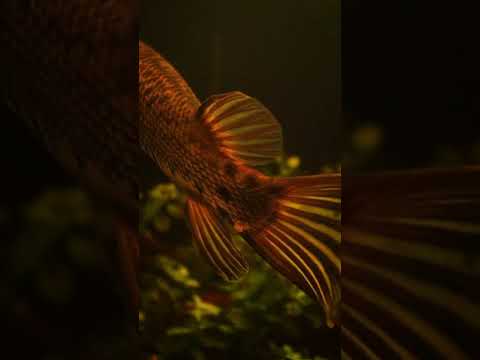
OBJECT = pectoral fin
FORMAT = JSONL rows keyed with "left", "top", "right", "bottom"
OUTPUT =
{"left": 186, "top": 198, "right": 249, "bottom": 281}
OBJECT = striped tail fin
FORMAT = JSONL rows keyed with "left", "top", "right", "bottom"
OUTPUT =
{"left": 342, "top": 166, "right": 480, "bottom": 359}
{"left": 244, "top": 173, "right": 341, "bottom": 327}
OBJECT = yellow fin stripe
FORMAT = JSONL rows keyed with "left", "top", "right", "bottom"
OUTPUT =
{"left": 207, "top": 96, "right": 246, "bottom": 122}
{"left": 223, "top": 137, "right": 279, "bottom": 146}
{"left": 188, "top": 201, "right": 246, "bottom": 280}
{"left": 193, "top": 204, "right": 234, "bottom": 278}
{"left": 203, "top": 212, "right": 245, "bottom": 275}
{"left": 365, "top": 216, "right": 480, "bottom": 234}
{"left": 199, "top": 92, "right": 282, "bottom": 167}
{"left": 189, "top": 203, "right": 221, "bottom": 276}
{"left": 341, "top": 326, "right": 381, "bottom": 360}
{"left": 225, "top": 149, "right": 277, "bottom": 159}
{"left": 219, "top": 123, "right": 276, "bottom": 137}
{"left": 289, "top": 195, "right": 341, "bottom": 204}
{"left": 343, "top": 255, "right": 480, "bottom": 328}
{"left": 268, "top": 225, "right": 338, "bottom": 325}
{"left": 278, "top": 209, "right": 341, "bottom": 244}
{"left": 343, "top": 279, "right": 468, "bottom": 360}
{"left": 278, "top": 199, "right": 341, "bottom": 222}
{"left": 267, "top": 227, "right": 332, "bottom": 303}
{"left": 264, "top": 230, "right": 327, "bottom": 308}
{"left": 342, "top": 303, "right": 416, "bottom": 359}
{"left": 277, "top": 220, "right": 341, "bottom": 272}
{"left": 211, "top": 109, "right": 261, "bottom": 131}
{"left": 344, "top": 228, "right": 473, "bottom": 275}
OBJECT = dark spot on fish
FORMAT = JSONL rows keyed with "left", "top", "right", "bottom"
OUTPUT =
{"left": 224, "top": 162, "right": 237, "bottom": 177}
{"left": 244, "top": 175, "right": 258, "bottom": 189}
{"left": 193, "top": 179, "right": 204, "bottom": 193}
{"left": 217, "top": 185, "right": 233, "bottom": 202}
{"left": 268, "top": 184, "right": 283, "bottom": 196}
{"left": 217, "top": 206, "right": 229, "bottom": 220}
{"left": 168, "top": 161, "right": 177, "bottom": 175}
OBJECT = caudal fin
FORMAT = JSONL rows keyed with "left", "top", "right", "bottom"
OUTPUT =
{"left": 342, "top": 166, "right": 480, "bottom": 359}
{"left": 244, "top": 173, "right": 341, "bottom": 327}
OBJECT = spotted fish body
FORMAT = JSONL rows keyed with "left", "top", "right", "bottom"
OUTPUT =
{"left": 140, "top": 43, "right": 277, "bottom": 229}
{"left": 140, "top": 40, "right": 480, "bottom": 358}
{"left": 140, "top": 41, "right": 342, "bottom": 325}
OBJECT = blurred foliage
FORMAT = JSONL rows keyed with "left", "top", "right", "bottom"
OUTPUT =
{"left": 345, "top": 123, "right": 479, "bottom": 171}
{"left": 1, "top": 189, "right": 135, "bottom": 359}
{"left": 2, "top": 154, "right": 338, "bottom": 359}
{"left": 4, "top": 133, "right": 477, "bottom": 359}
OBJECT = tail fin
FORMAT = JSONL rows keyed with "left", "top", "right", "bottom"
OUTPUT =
{"left": 244, "top": 173, "right": 341, "bottom": 327}
{"left": 342, "top": 167, "right": 480, "bottom": 359}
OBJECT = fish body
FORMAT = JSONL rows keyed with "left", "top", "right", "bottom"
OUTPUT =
{"left": 140, "top": 40, "right": 480, "bottom": 357}
{"left": 140, "top": 41, "right": 342, "bottom": 325}
{"left": 140, "top": 42, "right": 274, "bottom": 230}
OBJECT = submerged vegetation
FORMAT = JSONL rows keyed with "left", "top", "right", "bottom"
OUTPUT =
{"left": 3, "top": 127, "right": 478, "bottom": 359}
{"left": 139, "top": 155, "right": 337, "bottom": 360}
{"left": 2, "top": 153, "right": 338, "bottom": 359}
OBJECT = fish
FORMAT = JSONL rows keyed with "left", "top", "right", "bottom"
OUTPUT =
{"left": 140, "top": 40, "right": 480, "bottom": 358}
{"left": 1, "top": 1, "right": 478, "bottom": 357}
{"left": 139, "top": 41, "right": 342, "bottom": 326}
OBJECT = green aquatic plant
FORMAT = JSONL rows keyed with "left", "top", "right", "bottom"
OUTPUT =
{"left": 3, "top": 155, "right": 339, "bottom": 359}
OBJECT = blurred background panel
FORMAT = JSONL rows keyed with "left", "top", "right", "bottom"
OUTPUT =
{"left": 0, "top": 2, "right": 138, "bottom": 359}
{"left": 343, "top": 1, "right": 479, "bottom": 172}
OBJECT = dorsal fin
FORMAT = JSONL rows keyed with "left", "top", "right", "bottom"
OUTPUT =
{"left": 197, "top": 91, "right": 283, "bottom": 166}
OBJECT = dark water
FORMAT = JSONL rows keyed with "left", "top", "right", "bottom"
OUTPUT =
{"left": 141, "top": 0, "right": 342, "bottom": 172}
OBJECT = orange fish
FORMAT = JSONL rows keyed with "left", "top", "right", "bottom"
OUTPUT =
{"left": 140, "top": 40, "right": 480, "bottom": 358}
{"left": 2, "top": 2, "right": 478, "bottom": 354}
{"left": 139, "top": 41, "right": 341, "bottom": 326}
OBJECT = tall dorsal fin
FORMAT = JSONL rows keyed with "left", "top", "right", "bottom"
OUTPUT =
{"left": 197, "top": 91, "right": 283, "bottom": 166}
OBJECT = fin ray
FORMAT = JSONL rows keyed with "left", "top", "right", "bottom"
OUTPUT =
{"left": 197, "top": 91, "right": 282, "bottom": 166}
{"left": 341, "top": 167, "right": 480, "bottom": 359}
{"left": 187, "top": 199, "right": 248, "bottom": 281}
{"left": 244, "top": 173, "right": 341, "bottom": 327}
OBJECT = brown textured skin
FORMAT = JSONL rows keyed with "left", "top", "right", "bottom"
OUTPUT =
{"left": 139, "top": 41, "right": 279, "bottom": 233}
{"left": 0, "top": 0, "right": 141, "bottom": 215}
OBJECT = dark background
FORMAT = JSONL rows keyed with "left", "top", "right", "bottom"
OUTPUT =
{"left": 343, "top": 1, "right": 479, "bottom": 170}
{"left": 141, "top": 0, "right": 341, "bottom": 172}
{"left": 1, "top": 0, "right": 478, "bottom": 359}
{"left": 3, "top": 1, "right": 477, "bottom": 205}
